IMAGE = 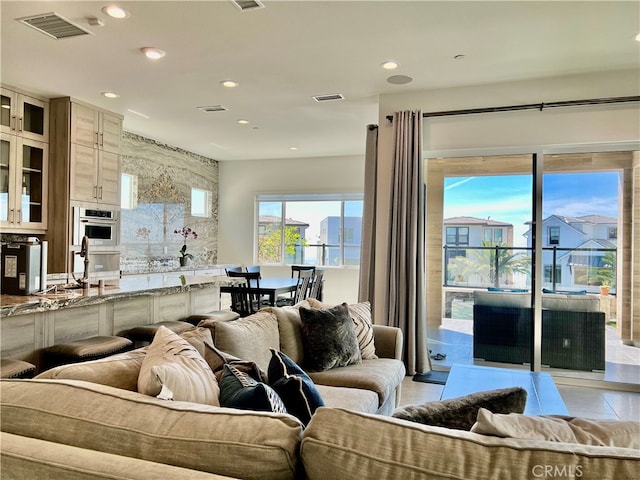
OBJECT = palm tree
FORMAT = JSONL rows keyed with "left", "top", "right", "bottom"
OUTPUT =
{"left": 449, "top": 241, "right": 530, "bottom": 287}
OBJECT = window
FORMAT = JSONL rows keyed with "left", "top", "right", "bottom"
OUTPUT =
{"left": 544, "top": 265, "right": 562, "bottom": 283}
{"left": 120, "top": 173, "right": 138, "bottom": 209}
{"left": 484, "top": 228, "right": 504, "bottom": 244}
{"left": 494, "top": 229, "right": 503, "bottom": 243}
{"left": 191, "top": 188, "right": 211, "bottom": 217}
{"left": 256, "top": 194, "right": 363, "bottom": 266}
{"left": 446, "top": 227, "right": 468, "bottom": 245}
{"left": 608, "top": 227, "right": 617, "bottom": 239}
{"left": 548, "top": 226, "right": 560, "bottom": 245}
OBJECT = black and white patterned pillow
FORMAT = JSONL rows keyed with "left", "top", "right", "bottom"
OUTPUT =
{"left": 219, "top": 364, "right": 287, "bottom": 414}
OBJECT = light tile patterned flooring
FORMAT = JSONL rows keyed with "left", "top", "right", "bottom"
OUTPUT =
{"left": 411, "top": 318, "right": 640, "bottom": 422}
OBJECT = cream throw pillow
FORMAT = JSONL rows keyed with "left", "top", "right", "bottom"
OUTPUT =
{"left": 307, "top": 299, "right": 377, "bottom": 359}
{"left": 471, "top": 408, "right": 640, "bottom": 448}
{"left": 138, "top": 326, "right": 220, "bottom": 406}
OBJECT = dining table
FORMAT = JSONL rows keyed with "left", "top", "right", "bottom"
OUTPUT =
{"left": 219, "top": 277, "right": 298, "bottom": 307}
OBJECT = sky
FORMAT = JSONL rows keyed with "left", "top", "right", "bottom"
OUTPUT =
{"left": 444, "top": 172, "right": 620, "bottom": 247}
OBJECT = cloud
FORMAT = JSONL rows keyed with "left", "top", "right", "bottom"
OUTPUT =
{"left": 445, "top": 177, "right": 475, "bottom": 190}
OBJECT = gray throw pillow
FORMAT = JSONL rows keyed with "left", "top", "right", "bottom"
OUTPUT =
{"left": 299, "top": 303, "right": 362, "bottom": 372}
{"left": 392, "top": 386, "right": 527, "bottom": 431}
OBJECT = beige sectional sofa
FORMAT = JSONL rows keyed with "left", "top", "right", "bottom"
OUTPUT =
{"left": 2, "top": 302, "right": 638, "bottom": 479}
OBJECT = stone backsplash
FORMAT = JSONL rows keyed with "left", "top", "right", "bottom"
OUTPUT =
{"left": 119, "top": 132, "right": 219, "bottom": 273}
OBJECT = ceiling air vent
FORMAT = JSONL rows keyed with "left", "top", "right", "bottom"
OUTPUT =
{"left": 18, "top": 12, "right": 93, "bottom": 39}
{"left": 197, "top": 105, "right": 228, "bottom": 113}
{"left": 312, "top": 93, "right": 345, "bottom": 102}
{"left": 230, "top": 0, "right": 265, "bottom": 12}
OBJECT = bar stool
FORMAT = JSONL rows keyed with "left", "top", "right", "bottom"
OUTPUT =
{"left": 121, "top": 320, "right": 194, "bottom": 346}
{"left": 43, "top": 336, "right": 133, "bottom": 370}
{"left": 0, "top": 359, "right": 36, "bottom": 379}
{"left": 183, "top": 310, "right": 240, "bottom": 326}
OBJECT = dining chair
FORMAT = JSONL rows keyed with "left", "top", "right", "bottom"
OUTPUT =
{"left": 225, "top": 266, "right": 243, "bottom": 275}
{"left": 226, "top": 271, "right": 263, "bottom": 316}
{"left": 245, "top": 265, "right": 261, "bottom": 274}
{"left": 278, "top": 269, "right": 313, "bottom": 306}
{"left": 308, "top": 268, "right": 324, "bottom": 300}
{"left": 291, "top": 265, "right": 315, "bottom": 279}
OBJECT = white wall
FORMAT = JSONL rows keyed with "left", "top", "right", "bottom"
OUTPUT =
{"left": 218, "top": 155, "right": 364, "bottom": 304}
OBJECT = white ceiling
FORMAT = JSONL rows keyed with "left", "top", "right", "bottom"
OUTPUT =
{"left": 1, "top": 1, "right": 638, "bottom": 161}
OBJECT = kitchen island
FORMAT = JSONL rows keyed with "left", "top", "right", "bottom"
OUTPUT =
{"left": 1, "top": 269, "right": 240, "bottom": 372}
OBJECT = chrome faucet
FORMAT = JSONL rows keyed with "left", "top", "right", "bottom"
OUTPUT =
{"left": 79, "top": 235, "right": 90, "bottom": 287}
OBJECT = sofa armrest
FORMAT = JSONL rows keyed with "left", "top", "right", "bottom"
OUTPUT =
{"left": 372, "top": 325, "right": 403, "bottom": 360}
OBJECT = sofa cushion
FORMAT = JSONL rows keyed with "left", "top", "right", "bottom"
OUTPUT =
{"left": 392, "top": 387, "right": 527, "bottom": 430}
{"left": 219, "top": 364, "right": 287, "bottom": 414}
{"left": 314, "top": 385, "right": 378, "bottom": 414}
{"left": 138, "top": 326, "right": 220, "bottom": 405}
{"left": 35, "top": 347, "right": 147, "bottom": 391}
{"left": 541, "top": 293, "right": 601, "bottom": 312}
{"left": 0, "top": 432, "right": 233, "bottom": 480}
{"left": 1, "top": 379, "right": 303, "bottom": 480}
{"left": 301, "top": 408, "right": 640, "bottom": 480}
{"left": 308, "top": 358, "right": 405, "bottom": 408}
{"left": 307, "top": 299, "right": 377, "bottom": 360}
{"left": 474, "top": 290, "right": 531, "bottom": 308}
{"left": 299, "top": 303, "right": 361, "bottom": 372}
{"left": 267, "top": 349, "right": 324, "bottom": 426}
{"left": 211, "top": 311, "right": 280, "bottom": 372}
{"left": 472, "top": 408, "right": 640, "bottom": 448}
{"left": 260, "top": 301, "right": 311, "bottom": 365}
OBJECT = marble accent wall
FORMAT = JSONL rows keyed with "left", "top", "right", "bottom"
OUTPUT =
{"left": 119, "top": 132, "right": 218, "bottom": 273}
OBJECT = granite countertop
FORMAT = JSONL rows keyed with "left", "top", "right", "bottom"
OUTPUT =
{"left": 0, "top": 274, "right": 242, "bottom": 317}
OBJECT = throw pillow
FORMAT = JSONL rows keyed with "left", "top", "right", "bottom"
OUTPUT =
{"left": 202, "top": 341, "right": 268, "bottom": 383}
{"left": 219, "top": 364, "right": 287, "bottom": 414}
{"left": 267, "top": 349, "right": 324, "bottom": 425}
{"left": 138, "top": 326, "right": 220, "bottom": 406}
{"left": 392, "top": 387, "right": 527, "bottom": 431}
{"left": 307, "top": 298, "right": 377, "bottom": 359}
{"left": 299, "top": 303, "right": 362, "bottom": 372}
{"left": 471, "top": 408, "right": 640, "bottom": 448}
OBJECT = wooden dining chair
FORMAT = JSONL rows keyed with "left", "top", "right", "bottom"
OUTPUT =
{"left": 226, "top": 271, "right": 262, "bottom": 316}
{"left": 278, "top": 269, "right": 313, "bottom": 306}
{"left": 291, "top": 265, "right": 315, "bottom": 279}
{"left": 245, "top": 265, "right": 261, "bottom": 274}
{"left": 308, "top": 269, "right": 324, "bottom": 300}
{"left": 225, "top": 266, "right": 243, "bottom": 275}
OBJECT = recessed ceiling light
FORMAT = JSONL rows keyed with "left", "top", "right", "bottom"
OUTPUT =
{"left": 387, "top": 75, "right": 413, "bottom": 85}
{"left": 102, "top": 92, "right": 119, "bottom": 98}
{"left": 636, "top": 33, "right": 640, "bottom": 41}
{"left": 381, "top": 61, "right": 399, "bottom": 70}
{"left": 102, "top": 5, "right": 130, "bottom": 19}
{"left": 237, "top": 119, "right": 249, "bottom": 124}
{"left": 221, "top": 80, "right": 239, "bottom": 88}
{"left": 289, "top": 146, "right": 298, "bottom": 151}
{"left": 140, "top": 47, "right": 166, "bottom": 59}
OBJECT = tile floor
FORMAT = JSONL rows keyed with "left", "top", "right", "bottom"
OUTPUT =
{"left": 399, "top": 376, "right": 640, "bottom": 422}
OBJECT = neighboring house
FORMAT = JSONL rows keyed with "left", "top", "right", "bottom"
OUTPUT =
{"left": 523, "top": 214, "right": 617, "bottom": 290}
{"left": 443, "top": 216, "right": 515, "bottom": 286}
{"left": 319, "top": 216, "right": 362, "bottom": 266}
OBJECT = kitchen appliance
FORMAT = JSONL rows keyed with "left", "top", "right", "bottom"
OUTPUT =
{"left": 73, "top": 207, "right": 118, "bottom": 247}
{"left": 1, "top": 239, "right": 48, "bottom": 295}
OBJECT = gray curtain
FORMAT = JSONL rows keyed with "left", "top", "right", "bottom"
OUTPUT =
{"left": 358, "top": 124, "right": 378, "bottom": 304}
{"left": 386, "top": 110, "right": 430, "bottom": 375}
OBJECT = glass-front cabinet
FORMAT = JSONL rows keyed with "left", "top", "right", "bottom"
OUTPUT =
{"left": 0, "top": 121, "right": 48, "bottom": 231}
{"left": 1, "top": 87, "right": 48, "bottom": 143}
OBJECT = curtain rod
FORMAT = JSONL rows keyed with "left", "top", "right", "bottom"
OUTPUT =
{"left": 385, "top": 96, "right": 640, "bottom": 122}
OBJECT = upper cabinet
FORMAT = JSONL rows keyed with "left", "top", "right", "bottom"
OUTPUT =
{"left": 70, "top": 102, "right": 121, "bottom": 154}
{"left": 1, "top": 87, "right": 49, "bottom": 143}
{"left": 50, "top": 97, "right": 123, "bottom": 208}
{"left": 0, "top": 87, "right": 48, "bottom": 232}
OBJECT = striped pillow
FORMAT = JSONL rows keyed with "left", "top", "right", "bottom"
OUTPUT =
{"left": 307, "top": 299, "right": 377, "bottom": 360}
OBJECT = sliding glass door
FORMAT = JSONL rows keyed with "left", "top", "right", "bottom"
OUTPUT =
{"left": 426, "top": 150, "right": 639, "bottom": 387}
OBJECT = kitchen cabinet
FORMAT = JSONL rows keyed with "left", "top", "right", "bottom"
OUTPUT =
{"left": 1, "top": 87, "right": 49, "bottom": 143}
{"left": 70, "top": 102, "right": 121, "bottom": 154}
{"left": 47, "top": 98, "right": 123, "bottom": 274}
{"left": 0, "top": 86, "right": 48, "bottom": 233}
